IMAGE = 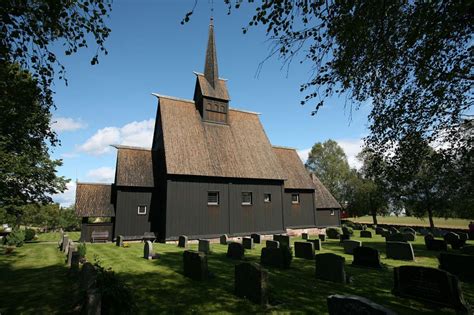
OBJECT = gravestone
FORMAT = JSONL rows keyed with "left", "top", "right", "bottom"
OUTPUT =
{"left": 339, "top": 234, "right": 350, "bottom": 243}
{"left": 402, "top": 233, "right": 416, "bottom": 242}
{"left": 425, "top": 236, "right": 448, "bottom": 251}
{"left": 444, "top": 232, "right": 465, "bottom": 250}
{"left": 70, "top": 252, "right": 80, "bottom": 272}
{"left": 385, "top": 233, "right": 407, "bottom": 243}
{"left": 386, "top": 241, "right": 415, "bottom": 261}
{"left": 327, "top": 294, "right": 397, "bottom": 315}
{"left": 459, "top": 232, "right": 469, "bottom": 242}
{"left": 261, "top": 246, "right": 292, "bottom": 269}
{"left": 353, "top": 223, "right": 363, "bottom": 230}
{"left": 58, "top": 231, "right": 64, "bottom": 249}
{"left": 116, "top": 235, "right": 124, "bottom": 247}
{"left": 66, "top": 243, "right": 77, "bottom": 266}
{"left": 375, "top": 227, "right": 385, "bottom": 235}
{"left": 360, "top": 230, "right": 372, "bottom": 238}
{"left": 294, "top": 241, "right": 315, "bottom": 260}
{"left": 327, "top": 228, "right": 341, "bottom": 239}
{"left": 198, "top": 239, "right": 211, "bottom": 254}
{"left": 273, "top": 234, "right": 290, "bottom": 248}
{"left": 64, "top": 239, "right": 71, "bottom": 255}
{"left": 250, "top": 233, "right": 261, "bottom": 244}
{"left": 380, "top": 230, "right": 390, "bottom": 238}
{"left": 307, "top": 238, "right": 322, "bottom": 250}
{"left": 342, "top": 226, "right": 352, "bottom": 236}
{"left": 400, "top": 227, "right": 416, "bottom": 235}
{"left": 178, "top": 235, "right": 188, "bottom": 248}
{"left": 234, "top": 262, "right": 268, "bottom": 305}
{"left": 266, "top": 240, "right": 280, "bottom": 249}
{"left": 318, "top": 234, "right": 326, "bottom": 241}
{"left": 388, "top": 227, "right": 399, "bottom": 234}
{"left": 243, "top": 237, "right": 254, "bottom": 250}
{"left": 144, "top": 241, "right": 153, "bottom": 259}
{"left": 393, "top": 266, "right": 470, "bottom": 314}
{"left": 62, "top": 235, "right": 69, "bottom": 252}
{"left": 80, "top": 262, "right": 97, "bottom": 291}
{"left": 438, "top": 252, "right": 474, "bottom": 282}
{"left": 352, "top": 246, "right": 382, "bottom": 269}
{"left": 227, "top": 242, "right": 245, "bottom": 260}
{"left": 315, "top": 253, "right": 346, "bottom": 283}
{"left": 84, "top": 288, "right": 101, "bottom": 315}
{"left": 461, "top": 245, "right": 474, "bottom": 255}
{"left": 302, "top": 232, "right": 309, "bottom": 240}
{"left": 343, "top": 240, "right": 362, "bottom": 255}
{"left": 220, "top": 234, "right": 228, "bottom": 245}
{"left": 183, "top": 250, "right": 208, "bottom": 281}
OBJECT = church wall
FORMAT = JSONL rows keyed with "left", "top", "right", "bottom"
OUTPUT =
{"left": 114, "top": 187, "right": 153, "bottom": 238}
{"left": 282, "top": 190, "right": 317, "bottom": 228}
{"left": 315, "top": 209, "right": 341, "bottom": 227}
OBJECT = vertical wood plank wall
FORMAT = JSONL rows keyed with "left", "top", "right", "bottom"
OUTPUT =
{"left": 114, "top": 188, "right": 153, "bottom": 237}
{"left": 282, "top": 191, "right": 317, "bottom": 228}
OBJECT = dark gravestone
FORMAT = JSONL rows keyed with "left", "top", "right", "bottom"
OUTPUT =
{"left": 294, "top": 241, "right": 315, "bottom": 260}
{"left": 461, "top": 245, "right": 474, "bottom": 255}
{"left": 386, "top": 241, "right": 415, "bottom": 261}
{"left": 318, "top": 234, "right": 326, "bottom": 241}
{"left": 444, "top": 232, "right": 465, "bottom": 250}
{"left": 342, "top": 226, "right": 352, "bottom": 236}
{"left": 438, "top": 252, "right": 474, "bottom": 282}
{"left": 273, "top": 234, "right": 290, "bottom": 248}
{"left": 400, "top": 227, "right": 416, "bottom": 235}
{"left": 235, "top": 262, "right": 268, "bottom": 305}
{"left": 425, "top": 236, "right": 448, "bottom": 251}
{"left": 198, "top": 239, "right": 211, "bottom": 254}
{"left": 62, "top": 235, "right": 69, "bottom": 252}
{"left": 243, "top": 237, "right": 254, "bottom": 250}
{"left": 116, "top": 235, "right": 124, "bottom": 247}
{"left": 307, "top": 238, "right": 322, "bottom": 250}
{"left": 144, "top": 241, "right": 153, "bottom": 259}
{"left": 380, "top": 230, "right": 390, "bottom": 238}
{"left": 385, "top": 233, "right": 407, "bottom": 243}
{"left": 266, "top": 240, "right": 280, "bottom": 249}
{"left": 375, "top": 227, "right": 385, "bottom": 235}
{"left": 327, "top": 229, "right": 341, "bottom": 239}
{"left": 402, "top": 233, "right": 415, "bottom": 242}
{"left": 260, "top": 246, "right": 292, "bottom": 269}
{"left": 339, "top": 234, "right": 350, "bottom": 243}
{"left": 178, "top": 235, "right": 188, "bottom": 248}
{"left": 70, "top": 252, "right": 80, "bottom": 272}
{"left": 220, "top": 234, "right": 228, "bottom": 245}
{"left": 388, "top": 227, "right": 399, "bottom": 234}
{"left": 315, "top": 253, "right": 346, "bottom": 283}
{"left": 352, "top": 246, "right": 382, "bottom": 269}
{"left": 80, "top": 262, "right": 97, "bottom": 291}
{"left": 353, "top": 223, "right": 363, "bottom": 230}
{"left": 459, "top": 232, "right": 469, "bottom": 242}
{"left": 183, "top": 250, "right": 208, "bottom": 281}
{"left": 227, "top": 242, "right": 245, "bottom": 260}
{"left": 343, "top": 240, "right": 362, "bottom": 255}
{"left": 302, "top": 232, "right": 309, "bottom": 240}
{"left": 393, "top": 266, "right": 470, "bottom": 314}
{"left": 84, "top": 288, "right": 101, "bottom": 315}
{"left": 360, "top": 230, "right": 372, "bottom": 238}
{"left": 66, "top": 243, "right": 77, "bottom": 266}
{"left": 58, "top": 231, "right": 64, "bottom": 249}
{"left": 327, "top": 294, "right": 397, "bottom": 315}
{"left": 250, "top": 233, "right": 261, "bottom": 244}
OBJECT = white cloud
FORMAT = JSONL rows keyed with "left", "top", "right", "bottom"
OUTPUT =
{"left": 52, "top": 117, "right": 87, "bottom": 132}
{"left": 297, "top": 138, "right": 364, "bottom": 169}
{"left": 86, "top": 167, "right": 115, "bottom": 183}
{"left": 53, "top": 182, "right": 76, "bottom": 207}
{"left": 61, "top": 152, "right": 79, "bottom": 159}
{"left": 77, "top": 119, "right": 154, "bottom": 155}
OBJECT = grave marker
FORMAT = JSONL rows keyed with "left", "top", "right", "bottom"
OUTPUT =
{"left": 315, "top": 253, "right": 346, "bottom": 283}
{"left": 438, "top": 252, "right": 474, "bottom": 282}
{"left": 116, "top": 235, "right": 124, "bottom": 247}
{"left": 243, "top": 237, "right": 254, "bottom": 250}
{"left": 360, "top": 230, "right": 372, "bottom": 238}
{"left": 144, "top": 241, "right": 153, "bottom": 260}
{"left": 343, "top": 240, "right": 362, "bottom": 255}
{"left": 327, "top": 294, "right": 397, "bottom": 315}
{"left": 178, "top": 235, "right": 188, "bottom": 248}
{"left": 220, "top": 234, "right": 228, "bottom": 245}
{"left": 273, "top": 234, "right": 290, "bottom": 248}
{"left": 234, "top": 262, "right": 268, "bottom": 305}
{"left": 183, "top": 250, "right": 208, "bottom": 281}
{"left": 198, "top": 239, "right": 211, "bottom": 254}
{"left": 261, "top": 246, "right": 292, "bottom": 269}
{"left": 386, "top": 242, "right": 415, "bottom": 261}
{"left": 307, "top": 238, "right": 322, "bottom": 250}
{"left": 250, "top": 233, "right": 261, "bottom": 244}
{"left": 318, "top": 234, "right": 326, "bottom": 241}
{"left": 352, "top": 246, "right": 382, "bottom": 269}
{"left": 227, "top": 242, "right": 245, "bottom": 260}
{"left": 266, "top": 240, "right": 280, "bottom": 249}
{"left": 294, "top": 241, "right": 315, "bottom": 260}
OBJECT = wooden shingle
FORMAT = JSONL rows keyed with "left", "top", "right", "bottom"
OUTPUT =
{"left": 75, "top": 183, "right": 114, "bottom": 217}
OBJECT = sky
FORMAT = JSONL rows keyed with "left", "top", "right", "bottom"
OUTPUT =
{"left": 51, "top": 0, "right": 370, "bottom": 206}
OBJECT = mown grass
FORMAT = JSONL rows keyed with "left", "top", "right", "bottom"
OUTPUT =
{"left": 33, "top": 231, "right": 81, "bottom": 243}
{"left": 1, "top": 229, "right": 473, "bottom": 314}
{"left": 352, "top": 216, "right": 473, "bottom": 229}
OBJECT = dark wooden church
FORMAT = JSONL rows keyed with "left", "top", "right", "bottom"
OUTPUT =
{"left": 75, "top": 20, "right": 341, "bottom": 242}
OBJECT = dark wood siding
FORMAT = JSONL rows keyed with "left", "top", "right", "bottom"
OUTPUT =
{"left": 315, "top": 209, "right": 341, "bottom": 227}
{"left": 283, "top": 190, "right": 316, "bottom": 228}
{"left": 165, "top": 177, "right": 284, "bottom": 239}
{"left": 114, "top": 188, "right": 153, "bottom": 237}
{"left": 80, "top": 222, "right": 114, "bottom": 242}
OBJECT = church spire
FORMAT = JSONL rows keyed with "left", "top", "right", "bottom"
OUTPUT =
{"left": 204, "top": 17, "right": 219, "bottom": 88}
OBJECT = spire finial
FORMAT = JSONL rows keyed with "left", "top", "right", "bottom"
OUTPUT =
{"left": 204, "top": 14, "right": 218, "bottom": 88}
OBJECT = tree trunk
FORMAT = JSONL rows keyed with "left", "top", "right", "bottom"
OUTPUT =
{"left": 371, "top": 210, "right": 378, "bottom": 226}
{"left": 427, "top": 208, "right": 435, "bottom": 230}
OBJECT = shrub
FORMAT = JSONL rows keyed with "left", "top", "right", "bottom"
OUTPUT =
{"left": 24, "top": 228, "right": 36, "bottom": 241}
{"left": 343, "top": 220, "right": 355, "bottom": 228}
{"left": 77, "top": 242, "right": 87, "bottom": 258}
{"left": 5, "top": 229, "right": 25, "bottom": 247}
{"left": 342, "top": 225, "right": 354, "bottom": 236}
{"left": 326, "top": 227, "right": 342, "bottom": 239}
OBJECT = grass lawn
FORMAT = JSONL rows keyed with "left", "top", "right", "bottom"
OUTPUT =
{"left": 1, "top": 230, "right": 473, "bottom": 314}
{"left": 351, "top": 216, "right": 472, "bottom": 230}
{"left": 34, "top": 231, "right": 81, "bottom": 243}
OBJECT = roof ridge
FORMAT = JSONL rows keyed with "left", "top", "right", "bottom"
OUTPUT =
{"left": 76, "top": 182, "right": 113, "bottom": 186}
{"left": 272, "top": 145, "right": 298, "bottom": 150}
{"left": 229, "top": 107, "right": 261, "bottom": 115}
{"left": 193, "top": 71, "right": 228, "bottom": 81}
{"left": 111, "top": 144, "right": 151, "bottom": 151}
{"left": 152, "top": 93, "right": 195, "bottom": 104}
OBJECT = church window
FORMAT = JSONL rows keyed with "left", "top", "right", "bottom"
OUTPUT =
{"left": 207, "top": 191, "right": 219, "bottom": 205}
{"left": 291, "top": 194, "right": 300, "bottom": 204}
{"left": 138, "top": 205, "right": 147, "bottom": 215}
{"left": 241, "top": 192, "right": 252, "bottom": 205}
{"left": 264, "top": 193, "right": 271, "bottom": 203}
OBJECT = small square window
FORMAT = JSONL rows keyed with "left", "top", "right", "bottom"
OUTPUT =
{"left": 264, "top": 193, "right": 272, "bottom": 203}
{"left": 330, "top": 210, "right": 335, "bottom": 216}
{"left": 208, "top": 191, "right": 219, "bottom": 205}
{"left": 291, "top": 193, "right": 300, "bottom": 204}
{"left": 138, "top": 205, "right": 147, "bottom": 215}
{"left": 241, "top": 192, "right": 252, "bottom": 205}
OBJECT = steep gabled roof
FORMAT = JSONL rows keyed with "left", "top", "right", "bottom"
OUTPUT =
{"left": 195, "top": 73, "right": 230, "bottom": 101}
{"left": 114, "top": 145, "right": 154, "bottom": 187}
{"left": 75, "top": 183, "right": 115, "bottom": 217}
{"left": 311, "top": 174, "right": 341, "bottom": 209}
{"left": 158, "top": 96, "right": 285, "bottom": 180}
{"left": 272, "top": 146, "right": 315, "bottom": 189}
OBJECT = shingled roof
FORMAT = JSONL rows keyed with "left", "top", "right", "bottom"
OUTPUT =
{"left": 158, "top": 96, "right": 285, "bottom": 180}
{"left": 272, "top": 146, "right": 315, "bottom": 189}
{"left": 75, "top": 183, "right": 115, "bottom": 217}
{"left": 114, "top": 146, "right": 154, "bottom": 187}
{"left": 311, "top": 174, "right": 341, "bottom": 209}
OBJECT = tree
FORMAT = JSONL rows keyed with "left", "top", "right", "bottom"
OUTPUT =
{"left": 185, "top": 1, "right": 473, "bottom": 159}
{"left": 0, "top": 62, "right": 68, "bottom": 224}
{"left": 305, "top": 140, "right": 352, "bottom": 207}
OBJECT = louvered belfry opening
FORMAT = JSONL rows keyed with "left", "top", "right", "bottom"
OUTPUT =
{"left": 193, "top": 17, "right": 230, "bottom": 124}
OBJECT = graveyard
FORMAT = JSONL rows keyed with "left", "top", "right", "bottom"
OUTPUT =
{"left": 1, "top": 227, "right": 474, "bottom": 314}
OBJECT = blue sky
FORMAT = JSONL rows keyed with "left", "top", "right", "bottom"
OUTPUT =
{"left": 51, "top": 1, "right": 370, "bottom": 206}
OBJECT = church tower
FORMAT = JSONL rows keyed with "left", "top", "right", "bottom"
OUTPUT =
{"left": 193, "top": 18, "right": 230, "bottom": 124}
